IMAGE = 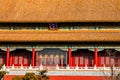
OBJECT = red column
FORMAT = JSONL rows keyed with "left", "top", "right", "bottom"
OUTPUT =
{"left": 6, "top": 48, "right": 10, "bottom": 66}
{"left": 32, "top": 48, "right": 35, "bottom": 67}
{"left": 68, "top": 48, "right": 72, "bottom": 66}
{"left": 94, "top": 48, "right": 98, "bottom": 67}
{"left": 9, "top": 54, "right": 12, "bottom": 66}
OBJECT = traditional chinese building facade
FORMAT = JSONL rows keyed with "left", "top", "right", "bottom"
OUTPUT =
{"left": 0, "top": 0, "right": 120, "bottom": 80}
{"left": 0, "top": 24, "right": 120, "bottom": 68}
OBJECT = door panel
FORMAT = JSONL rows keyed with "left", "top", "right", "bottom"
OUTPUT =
{"left": 71, "top": 55, "right": 75, "bottom": 67}
{"left": 14, "top": 56, "right": 19, "bottom": 66}
{"left": 0, "top": 55, "right": 4, "bottom": 64}
{"left": 99, "top": 55, "right": 119, "bottom": 67}
{"left": 23, "top": 55, "right": 28, "bottom": 66}
{"left": 0, "top": 52, "right": 5, "bottom": 65}
{"left": 118, "top": 55, "right": 120, "bottom": 66}
{"left": 79, "top": 56, "right": 85, "bottom": 67}
{"left": 73, "top": 52, "right": 94, "bottom": 67}
{"left": 12, "top": 53, "right": 30, "bottom": 66}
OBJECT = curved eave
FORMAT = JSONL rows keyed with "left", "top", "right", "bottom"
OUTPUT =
{"left": 0, "top": 30, "right": 120, "bottom": 42}
{"left": 0, "top": 0, "right": 120, "bottom": 22}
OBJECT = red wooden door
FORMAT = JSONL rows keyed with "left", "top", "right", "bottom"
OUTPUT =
{"left": 78, "top": 53, "right": 94, "bottom": 67}
{"left": 89, "top": 56, "right": 94, "bottom": 67}
{"left": 99, "top": 56, "right": 104, "bottom": 67}
{"left": 0, "top": 54, "right": 4, "bottom": 64}
{"left": 23, "top": 55, "right": 29, "bottom": 66}
{"left": 71, "top": 54, "right": 75, "bottom": 67}
{"left": 118, "top": 55, "right": 120, "bottom": 67}
{"left": 79, "top": 55, "right": 85, "bottom": 67}
{"left": 0, "top": 52, "right": 5, "bottom": 65}
{"left": 13, "top": 55, "right": 23, "bottom": 66}
{"left": 13, "top": 53, "right": 29, "bottom": 66}
{"left": 99, "top": 54, "right": 117, "bottom": 67}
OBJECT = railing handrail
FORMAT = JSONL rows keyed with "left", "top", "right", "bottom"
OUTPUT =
{"left": 1, "top": 64, "right": 120, "bottom": 71}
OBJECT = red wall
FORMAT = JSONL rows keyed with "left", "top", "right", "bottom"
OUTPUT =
{"left": 4, "top": 75, "right": 107, "bottom": 80}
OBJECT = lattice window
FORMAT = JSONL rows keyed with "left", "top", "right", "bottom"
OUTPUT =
{"left": 90, "top": 56, "right": 94, "bottom": 65}
{"left": 39, "top": 57, "right": 42, "bottom": 65}
{"left": 0, "top": 55, "right": 3, "bottom": 64}
{"left": 92, "top": 57, "right": 94, "bottom": 65}
{"left": 53, "top": 57, "right": 56, "bottom": 64}
{"left": 60, "top": 55, "right": 64, "bottom": 65}
{"left": 118, "top": 56, "right": 120, "bottom": 66}
{"left": 39, "top": 55, "right": 42, "bottom": 65}
{"left": 85, "top": 56, "right": 89, "bottom": 65}
{"left": 47, "top": 57, "right": 50, "bottom": 65}
{"left": 50, "top": 58, "right": 54, "bottom": 65}
{"left": 54, "top": 55, "right": 59, "bottom": 65}
{"left": 101, "top": 57, "right": 104, "bottom": 65}
{"left": 60, "top": 58, "right": 63, "bottom": 65}
{"left": 106, "top": 56, "right": 110, "bottom": 65}
{"left": 57, "top": 57, "right": 60, "bottom": 64}
{"left": 116, "top": 56, "right": 119, "bottom": 65}
{"left": 50, "top": 55, "right": 54, "bottom": 65}
{"left": 19, "top": 56, "right": 22, "bottom": 64}
{"left": 42, "top": 57, "right": 46, "bottom": 65}
{"left": 41, "top": 57, "right": 43, "bottom": 64}
{"left": 80, "top": 56, "right": 84, "bottom": 64}
{"left": 111, "top": 57, "right": 114, "bottom": 65}
{"left": 75, "top": 57, "right": 78, "bottom": 65}
{"left": 24, "top": 56, "right": 27, "bottom": 64}
{"left": 14, "top": 56, "right": 18, "bottom": 64}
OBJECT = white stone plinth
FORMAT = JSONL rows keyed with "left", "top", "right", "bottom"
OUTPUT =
{"left": 56, "top": 64, "right": 59, "bottom": 70}
{"left": 39, "top": 64, "right": 43, "bottom": 70}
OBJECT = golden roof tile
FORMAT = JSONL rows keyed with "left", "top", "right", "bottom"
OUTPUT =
{"left": 0, "top": 30, "right": 120, "bottom": 42}
{"left": 0, "top": 0, "right": 120, "bottom": 22}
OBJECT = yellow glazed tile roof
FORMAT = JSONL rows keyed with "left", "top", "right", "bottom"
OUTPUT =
{"left": 0, "top": 0, "right": 120, "bottom": 22}
{"left": 0, "top": 30, "right": 120, "bottom": 42}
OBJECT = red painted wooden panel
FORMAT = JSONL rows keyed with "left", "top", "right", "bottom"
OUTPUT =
{"left": 98, "top": 51, "right": 120, "bottom": 67}
{"left": 23, "top": 55, "right": 28, "bottom": 66}
{"left": 71, "top": 51, "right": 94, "bottom": 67}
{"left": 35, "top": 52, "right": 40, "bottom": 66}
{"left": 0, "top": 55, "right": 4, "bottom": 64}
{"left": 49, "top": 76, "right": 106, "bottom": 80}
{"left": 38, "top": 55, "right": 62, "bottom": 66}
{"left": 12, "top": 53, "right": 30, "bottom": 66}
{"left": 4, "top": 75, "right": 107, "bottom": 80}
{"left": 0, "top": 52, "right": 5, "bottom": 65}
{"left": 71, "top": 55, "right": 75, "bottom": 67}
